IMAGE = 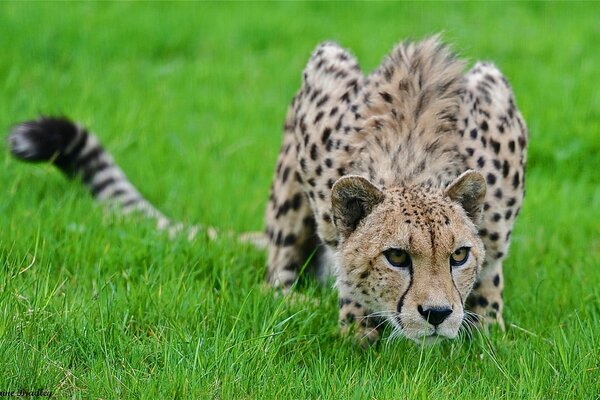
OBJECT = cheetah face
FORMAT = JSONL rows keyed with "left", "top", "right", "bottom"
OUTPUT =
{"left": 332, "top": 171, "right": 486, "bottom": 343}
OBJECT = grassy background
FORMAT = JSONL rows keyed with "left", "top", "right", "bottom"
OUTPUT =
{"left": 1, "top": 2, "right": 599, "bottom": 398}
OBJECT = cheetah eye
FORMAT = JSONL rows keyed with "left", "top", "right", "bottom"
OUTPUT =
{"left": 450, "top": 247, "right": 470, "bottom": 268}
{"left": 383, "top": 248, "right": 412, "bottom": 269}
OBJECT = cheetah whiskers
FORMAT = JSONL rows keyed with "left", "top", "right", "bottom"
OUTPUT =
{"left": 458, "top": 310, "right": 483, "bottom": 339}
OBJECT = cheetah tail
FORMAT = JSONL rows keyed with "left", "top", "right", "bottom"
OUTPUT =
{"left": 7, "top": 116, "right": 268, "bottom": 246}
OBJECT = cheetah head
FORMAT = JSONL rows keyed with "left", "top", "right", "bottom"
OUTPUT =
{"left": 331, "top": 170, "right": 486, "bottom": 344}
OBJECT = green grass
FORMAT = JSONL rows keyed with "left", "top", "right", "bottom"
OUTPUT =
{"left": 1, "top": 2, "right": 599, "bottom": 399}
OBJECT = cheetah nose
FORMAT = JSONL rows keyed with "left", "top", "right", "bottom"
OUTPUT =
{"left": 417, "top": 305, "right": 453, "bottom": 326}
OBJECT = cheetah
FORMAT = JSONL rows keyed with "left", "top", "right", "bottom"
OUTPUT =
{"left": 264, "top": 36, "right": 527, "bottom": 344}
{"left": 7, "top": 36, "right": 527, "bottom": 345}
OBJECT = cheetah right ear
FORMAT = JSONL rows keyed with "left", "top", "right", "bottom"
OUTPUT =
{"left": 444, "top": 170, "right": 487, "bottom": 224}
{"left": 331, "top": 175, "right": 384, "bottom": 239}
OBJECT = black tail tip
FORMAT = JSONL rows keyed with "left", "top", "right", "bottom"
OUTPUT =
{"left": 8, "top": 116, "right": 79, "bottom": 162}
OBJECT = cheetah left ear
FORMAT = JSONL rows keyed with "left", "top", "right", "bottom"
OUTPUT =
{"left": 444, "top": 170, "right": 487, "bottom": 224}
{"left": 331, "top": 175, "right": 384, "bottom": 239}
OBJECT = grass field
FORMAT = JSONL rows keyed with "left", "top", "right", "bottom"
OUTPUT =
{"left": 1, "top": 2, "right": 599, "bottom": 399}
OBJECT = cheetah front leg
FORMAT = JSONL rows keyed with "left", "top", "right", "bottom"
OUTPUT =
{"left": 265, "top": 111, "right": 319, "bottom": 290}
{"left": 338, "top": 286, "right": 382, "bottom": 346}
{"left": 466, "top": 260, "right": 505, "bottom": 330}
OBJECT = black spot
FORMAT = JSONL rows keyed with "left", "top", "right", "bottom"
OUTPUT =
{"left": 281, "top": 167, "right": 290, "bottom": 183}
{"left": 487, "top": 173, "right": 497, "bottom": 185}
{"left": 359, "top": 270, "right": 370, "bottom": 279}
{"left": 314, "top": 111, "right": 324, "bottom": 124}
{"left": 477, "top": 156, "right": 485, "bottom": 168}
{"left": 491, "top": 302, "right": 499, "bottom": 310}
{"left": 502, "top": 160, "right": 510, "bottom": 178}
{"left": 345, "top": 313, "right": 356, "bottom": 323}
{"left": 339, "top": 298, "right": 353, "bottom": 308}
{"left": 283, "top": 234, "right": 296, "bottom": 246}
{"left": 311, "top": 89, "right": 323, "bottom": 104}
{"left": 316, "top": 94, "right": 329, "bottom": 108}
{"left": 325, "top": 139, "right": 333, "bottom": 152}
{"left": 310, "top": 143, "right": 318, "bottom": 160}
{"left": 315, "top": 165, "right": 322, "bottom": 176}
{"left": 480, "top": 121, "right": 489, "bottom": 131}
{"left": 470, "top": 129, "right": 478, "bottom": 139}
{"left": 340, "top": 91, "right": 350, "bottom": 103}
{"left": 494, "top": 188, "right": 503, "bottom": 199}
{"left": 300, "top": 158, "right": 307, "bottom": 172}
{"left": 276, "top": 200, "right": 291, "bottom": 218}
{"left": 325, "top": 158, "right": 333, "bottom": 168}
{"left": 489, "top": 232, "right": 499, "bottom": 241}
{"left": 512, "top": 172, "right": 520, "bottom": 189}
{"left": 505, "top": 210, "right": 513, "bottom": 219}
{"left": 303, "top": 216, "right": 316, "bottom": 228}
{"left": 490, "top": 139, "right": 501, "bottom": 154}
{"left": 322, "top": 213, "right": 331, "bottom": 223}
{"left": 477, "top": 297, "right": 489, "bottom": 307}
{"left": 329, "top": 107, "right": 338, "bottom": 116}
{"left": 492, "top": 213, "right": 501, "bottom": 222}
{"left": 307, "top": 178, "right": 316, "bottom": 187}
{"left": 291, "top": 192, "right": 303, "bottom": 210}
{"left": 321, "top": 127, "right": 332, "bottom": 144}
{"left": 380, "top": 91, "right": 393, "bottom": 103}
{"left": 466, "top": 147, "right": 475, "bottom": 156}
{"left": 508, "top": 140, "right": 516, "bottom": 153}
{"left": 493, "top": 274, "right": 500, "bottom": 287}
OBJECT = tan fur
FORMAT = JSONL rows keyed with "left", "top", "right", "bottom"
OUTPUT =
{"left": 264, "top": 36, "right": 527, "bottom": 344}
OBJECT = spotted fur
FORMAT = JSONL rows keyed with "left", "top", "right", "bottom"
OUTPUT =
{"left": 265, "top": 36, "right": 527, "bottom": 344}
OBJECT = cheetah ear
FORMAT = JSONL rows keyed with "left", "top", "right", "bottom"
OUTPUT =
{"left": 444, "top": 170, "right": 487, "bottom": 224}
{"left": 331, "top": 175, "right": 384, "bottom": 239}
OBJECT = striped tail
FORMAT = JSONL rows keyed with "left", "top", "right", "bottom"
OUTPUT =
{"left": 8, "top": 116, "right": 195, "bottom": 236}
{"left": 7, "top": 116, "right": 268, "bottom": 247}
